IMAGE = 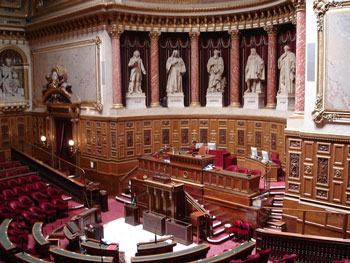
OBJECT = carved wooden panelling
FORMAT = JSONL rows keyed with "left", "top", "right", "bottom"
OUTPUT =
{"left": 162, "top": 120, "right": 169, "bottom": 126}
{"left": 126, "top": 130, "right": 134, "bottom": 148}
{"left": 289, "top": 153, "right": 300, "bottom": 179}
{"left": 111, "top": 131, "right": 116, "bottom": 149}
{"left": 144, "top": 121, "right": 151, "bottom": 127}
{"left": 181, "top": 128, "right": 189, "bottom": 144}
{"left": 238, "top": 130, "right": 244, "bottom": 146}
{"left": 333, "top": 144, "right": 345, "bottom": 166}
{"left": 87, "top": 130, "right": 91, "bottom": 145}
{"left": 255, "top": 122, "right": 262, "bottom": 128}
{"left": 1, "top": 126, "right": 9, "bottom": 139}
{"left": 218, "top": 120, "right": 226, "bottom": 126}
{"left": 97, "top": 130, "right": 101, "bottom": 147}
{"left": 304, "top": 165, "right": 312, "bottom": 175}
{"left": 200, "top": 120, "right": 208, "bottom": 126}
{"left": 144, "top": 130, "right": 151, "bottom": 146}
{"left": 162, "top": 129, "right": 169, "bottom": 145}
{"left": 110, "top": 122, "right": 116, "bottom": 129}
{"left": 332, "top": 181, "right": 343, "bottom": 203}
{"left": 237, "top": 121, "right": 245, "bottom": 127}
{"left": 200, "top": 128, "right": 208, "bottom": 143}
{"left": 333, "top": 169, "right": 342, "bottom": 180}
{"left": 126, "top": 122, "right": 134, "bottom": 129}
{"left": 289, "top": 139, "right": 301, "bottom": 150}
{"left": 317, "top": 157, "right": 329, "bottom": 185}
{"left": 219, "top": 129, "right": 226, "bottom": 145}
{"left": 288, "top": 182, "right": 300, "bottom": 193}
{"left": 255, "top": 132, "right": 262, "bottom": 148}
{"left": 302, "top": 176, "right": 313, "bottom": 197}
{"left": 317, "top": 142, "right": 330, "bottom": 154}
{"left": 316, "top": 188, "right": 328, "bottom": 200}
{"left": 271, "top": 133, "right": 277, "bottom": 151}
{"left": 304, "top": 141, "right": 314, "bottom": 162}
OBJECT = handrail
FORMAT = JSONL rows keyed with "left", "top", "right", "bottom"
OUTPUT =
{"left": 13, "top": 141, "right": 86, "bottom": 184}
{"left": 118, "top": 165, "right": 138, "bottom": 194}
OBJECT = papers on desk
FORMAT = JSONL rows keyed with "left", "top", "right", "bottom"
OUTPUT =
{"left": 163, "top": 159, "right": 170, "bottom": 163}
{"left": 203, "top": 164, "right": 214, "bottom": 170}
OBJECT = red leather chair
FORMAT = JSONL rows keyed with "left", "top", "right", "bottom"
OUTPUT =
{"left": 3, "top": 189, "right": 17, "bottom": 201}
{"left": 0, "top": 206, "right": 15, "bottom": 220}
{"left": 34, "top": 181, "right": 48, "bottom": 192}
{"left": 249, "top": 170, "right": 262, "bottom": 176}
{"left": 28, "top": 206, "right": 46, "bottom": 222}
{"left": 237, "top": 168, "right": 249, "bottom": 174}
{"left": 47, "top": 187, "right": 63, "bottom": 200}
{"left": 9, "top": 200, "right": 26, "bottom": 216}
{"left": 230, "top": 260, "right": 243, "bottom": 263}
{"left": 225, "top": 155, "right": 237, "bottom": 167}
{"left": 258, "top": 249, "right": 271, "bottom": 263}
{"left": 39, "top": 202, "right": 57, "bottom": 222}
{"left": 9, "top": 222, "right": 29, "bottom": 239}
{"left": 7, "top": 179, "right": 20, "bottom": 188}
{"left": 13, "top": 162, "right": 22, "bottom": 168}
{"left": 17, "top": 177, "right": 30, "bottom": 185}
{"left": 225, "top": 165, "right": 239, "bottom": 172}
{"left": 18, "top": 195, "right": 34, "bottom": 209}
{"left": 245, "top": 254, "right": 260, "bottom": 263}
{"left": 273, "top": 254, "right": 297, "bottom": 263}
{"left": 208, "top": 150, "right": 231, "bottom": 169}
{"left": 31, "top": 192, "right": 49, "bottom": 204}
{"left": 0, "top": 194, "right": 6, "bottom": 207}
{"left": 5, "top": 171, "right": 15, "bottom": 177}
{"left": 333, "top": 260, "right": 350, "bottom": 263}
{"left": 238, "top": 222, "right": 252, "bottom": 241}
{"left": 22, "top": 211, "right": 39, "bottom": 228}
{"left": 52, "top": 198, "right": 69, "bottom": 218}
{"left": 13, "top": 186, "right": 26, "bottom": 197}
{"left": 25, "top": 184, "right": 36, "bottom": 195}
{"left": 28, "top": 174, "right": 40, "bottom": 184}
{"left": 228, "top": 220, "right": 242, "bottom": 240}
{"left": 271, "top": 152, "right": 281, "bottom": 168}
{"left": 0, "top": 182, "right": 8, "bottom": 191}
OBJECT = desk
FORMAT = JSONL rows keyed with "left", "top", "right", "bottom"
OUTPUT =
{"left": 168, "top": 152, "right": 215, "bottom": 169}
{"left": 32, "top": 222, "right": 50, "bottom": 258}
{"left": 71, "top": 207, "right": 101, "bottom": 230}
{"left": 50, "top": 247, "right": 114, "bottom": 263}
{"left": 15, "top": 252, "right": 52, "bottom": 263}
{"left": 81, "top": 240, "right": 119, "bottom": 263}
{"left": 85, "top": 223, "right": 104, "bottom": 240}
{"left": 243, "top": 156, "right": 278, "bottom": 182}
{"left": 131, "top": 244, "right": 210, "bottom": 263}
{"left": 63, "top": 225, "right": 80, "bottom": 251}
{"left": 0, "top": 218, "right": 17, "bottom": 256}
{"left": 190, "top": 211, "right": 207, "bottom": 244}
{"left": 124, "top": 204, "right": 140, "bottom": 226}
{"left": 136, "top": 240, "right": 176, "bottom": 256}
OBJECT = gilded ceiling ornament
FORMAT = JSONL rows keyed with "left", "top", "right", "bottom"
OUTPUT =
{"left": 108, "top": 25, "right": 124, "bottom": 38}
{"left": 148, "top": 31, "right": 161, "bottom": 40}
{"left": 228, "top": 29, "right": 240, "bottom": 39}
{"left": 313, "top": 0, "right": 342, "bottom": 31}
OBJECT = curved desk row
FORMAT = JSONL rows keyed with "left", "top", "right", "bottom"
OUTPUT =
{"left": 188, "top": 241, "right": 255, "bottom": 263}
{"left": 50, "top": 247, "right": 114, "bottom": 263}
{"left": 32, "top": 222, "right": 50, "bottom": 259}
{"left": 136, "top": 240, "right": 177, "bottom": 256}
{"left": 14, "top": 252, "right": 51, "bottom": 263}
{"left": 0, "top": 218, "right": 18, "bottom": 258}
{"left": 131, "top": 243, "right": 210, "bottom": 263}
{"left": 81, "top": 239, "right": 119, "bottom": 263}
{"left": 63, "top": 224, "right": 80, "bottom": 251}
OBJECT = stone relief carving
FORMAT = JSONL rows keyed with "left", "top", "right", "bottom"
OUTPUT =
{"left": 278, "top": 45, "right": 296, "bottom": 94}
{"left": 245, "top": 48, "right": 265, "bottom": 94}
{"left": 207, "top": 50, "right": 225, "bottom": 93}
{"left": 128, "top": 50, "right": 146, "bottom": 94}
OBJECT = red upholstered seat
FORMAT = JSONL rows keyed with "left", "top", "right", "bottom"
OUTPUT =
{"left": 13, "top": 162, "right": 22, "bottom": 168}
{"left": 225, "top": 155, "right": 237, "bottom": 166}
{"left": 17, "top": 177, "right": 30, "bottom": 185}
{"left": 5, "top": 171, "right": 15, "bottom": 177}
{"left": 228, "top": 220, "right": 242, "bottom": 240}
{"left": 3, "top": 189, "right": 17, "bottom": 201}
{"left": 47, "top": 187, "right": 63, "bottom": 200}
{"left": 7, "top": 179, "right": 19, "bottom": 188}
{"left": 249, "top": 170, "right": 262, "bottom": 176}
{"left": 208, "top": 150, "right": 231, "bottom": 169}
{"left": 230, "top": 260, "right": 243, "bottom": 263}
{"left": 31, "top": 192, "right": 49, "bottom": 204}
{"left": 52, "top": 198, "right": 69, "bottom": 218}
{"left": 28, "top": 174, "right": 40, "bottom": 183}
{"left": 25, "top": 184, "right": 36, "bottom": 195}
{"left": 258, "top": 249, "right": 271, "bottom": 263}
{"left": 0, "top": 182, "right": 8, "bottom": 191}
{"left": 238, "top": 222, "right": 252, "bottom": 241}
{"left": 273, "top": 254, "right": 297, "bottom": 263}
{"left": 22, "top": 211, "right": 39, "bottom": 227}
{"left": 13, "top": 186, "right": 27, "bottom": 197}
{"left": 245, "top": 254, "right": 260, "bottom": 263}
{"left": 34, "top": 181, "right": 48, "bottom": 192}
{"left": 225, "top": 165, "right": 239, "bottom": 172}
{"left": 333, "top": 260, "right": 350, "bottom": 263}
{"left": 39, "top": 202, "right": 57, "bottom": 222}
{"left": 18, "top": 195, "right": 34, "bottom": 209}
{"left": 237, "top": 168, "right": 249, "bottom": 174}
{"left": 271, "top": 152, "right": 281, "bottom": 168}
{"left": 0, "top": 206, "right": 15, "bottom": 220}
{"left": 28, "top": 206, "right": 46, "bottom": 221}
{"left": 9, "top": 200, "right": 26, "bottom": 216}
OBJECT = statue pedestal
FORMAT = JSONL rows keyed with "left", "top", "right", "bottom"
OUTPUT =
{"left": 206, "top": 92, "right": 223, "bottom": 108}
{"left": 243, "top": 92, "right": 265, "bottom": 109}
{"left": 276, "top": 93, "right": 295, "bottom": 111}
{"left": 126, "top": 93, "right": 146, "bottom": 109}
{"left": 167, "top": 92, "right": 184, "bottom": 108}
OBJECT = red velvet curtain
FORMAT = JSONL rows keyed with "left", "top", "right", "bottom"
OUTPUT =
{"left": 199, "top": 32, "right": 231, "bottom": 106}
{"left": 120, "top": 31, "right": 151, "bottom": 106}
{"left": 240, "top": 29, "right": 268, "bottom": 105}
{"left": 159, "top": 33, "right": 190, "bottom": 107}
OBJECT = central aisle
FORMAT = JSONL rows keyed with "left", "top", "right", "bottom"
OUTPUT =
{"left": 103, "top": 218, "right": 195, "bottom": 263}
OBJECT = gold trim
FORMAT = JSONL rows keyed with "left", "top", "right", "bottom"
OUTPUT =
{"left": 228, "top": 102, "right": 241, "bottom": 108}
{"left": 190, "top": 102, "right": 201, "bottom": 107}
{"left": 32, "top": 37, "right": 103, "bottom": 113}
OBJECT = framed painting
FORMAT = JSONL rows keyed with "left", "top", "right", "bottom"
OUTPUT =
{"left": 312, "top": 0, "right": 350, "bottom": 123}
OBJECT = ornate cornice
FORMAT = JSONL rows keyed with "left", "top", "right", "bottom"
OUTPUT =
{"left": 228, "top": 29, "right": 241, "bottom": 39}
{"left": 292, "top": 0, "right": 306, "bottom": 11}
{"left": 0, "top": 28, "right": 26, "bottom": 42}
{"left": 313, "top": 0, "right": 342, "bottom": 31}
{"left": 25, "top": 2, "right": 296, "bottom": 40}
{"left": 148, "top": 30, "right": 161, "bottom": 40}
{"left": 189, "top": 31, "right": 200, "bottom": 40}
{"left": 0, "top": 101, "right": 30, "bottom": 112}
{"left": 264, "top": 25, "right": 278, "bottom": 35}
{"left": 108, "top": 25, "right": 124, "bottom": 38}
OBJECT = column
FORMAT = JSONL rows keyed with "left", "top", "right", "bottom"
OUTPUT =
{"left": 295, "top": 0, "right": 306, "bottom": 113}
{"left": 108, "top": 25, "right": 124, "bottom": 109}
{"left": 265, "top": 25, "right": 278, "bottom": 109}
{"left": 228, "top": 30, "right": 241, "bottom": 108}
{"left": 189, "top": 32, "right": 200, "bottom": 107}
{"left": 149, "top": 31, "right": 161, "bottom": 108}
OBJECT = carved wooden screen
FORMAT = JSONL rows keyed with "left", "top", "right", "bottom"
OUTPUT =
{"left": 159, "top": 33, "right": 190, "bottom": 106}
{"left": 199, "top": 32, "right": 230, "bottom": 107}
{"left": 120, "top": 31, "right": 151, "bottom": 106}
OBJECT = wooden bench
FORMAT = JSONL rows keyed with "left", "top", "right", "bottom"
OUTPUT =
{"left": 130, "top": 244, "right": 210, "bottom": 263}
{"left": 50, "top": 247, "right": 114, "bottom": 263}
{"left": 188, "top": 241, "right": 255, "bottom": 263}
{"left": 81, "top": 239, "right": 119, "bottom": 263}
{"left": 32, "top": 222, "right": 50, "bottom": 258}
{"left": 14, "top": 252, "right": 52, "bottom": 263}
{"left": 0, "top": 218, "right": 18, "bottom": 259}
{"left": 136, "top": 240, "right": 177, "bottom": 256}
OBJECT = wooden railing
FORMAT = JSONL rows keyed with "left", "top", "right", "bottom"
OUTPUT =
{"left": 185, "top": 191, "right": 212, "bottom": 237}
{"left": 256, "top": 228, "right": 350, "bottom": 263}
{"left": 118, "top": 165, "right": 138, "bottom": 195}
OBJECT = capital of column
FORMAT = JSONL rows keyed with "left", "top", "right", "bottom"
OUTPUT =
{"left": 264, "top": 25, "right": 278, "bottom": 35}
{"left": 189, "top": 31, "right": 200, "bottom": 41}
{"left": 149, "top": 31, "right": 161, "bottom": 40}
{"left": 108, "top": 25, "right": 124, "bottom": 39}
{"left": 292, "top": 0, "right": 305, "bottom": 11}
{"left": 228, "top": 29, "right": 241, "bottom": 40}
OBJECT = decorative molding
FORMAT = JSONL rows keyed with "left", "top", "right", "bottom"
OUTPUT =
{"left": 317, "top": 157, "right": 329, "bottom": 185}
{"left": 108, "top": 25, "right": 124, "bottom": 39}
{"left": 313, "top": 0, "right": 342, "bottom": 31}
{"left": 189, "top": 31, "right": 200, "bottom": 40}
{"left": 289, "top": 153, "right": 300, "bottom": 179}
{"left": 0, "top": 101, "right": 29, "bottom": 112}
{"left": 149, "top": 30, "right": 161, "bottom": 40}
{"left": 292, "top": 0, "right": 306, "bottom": 11}
{"left": 312, "top": 94, "right": 339, "bottom": 124}
{"left": 263, "top": 25, "right": 277, "bottom": 35}
{"left": 228, "top": 29, "right": 240, "bottom": 39}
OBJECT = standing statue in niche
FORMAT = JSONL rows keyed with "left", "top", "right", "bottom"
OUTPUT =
{"left": 166, "top": 50, "right": 186, "bottom": 94}
{"left": 128, "top": 50, "right": 146, "bottom": 94}
{"left": 278, "top": 45, "right": 296, "bottom": 94}
{"left": 207, "top": 50, "right": 225, "bottom": 93}
{"left": 0, "top": 57, "right": 22, "bottom": 97}
{"left": 245, "top": 48, "right": 265, "bottom": 93}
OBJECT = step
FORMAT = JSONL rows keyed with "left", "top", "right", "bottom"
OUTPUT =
{"left": 271, "top": 209, "right": 283, "bottom": 213}
{"left": 206, "top": 233, "right": 230, "bottom": 244}
{"left": 212, "top": 220, "right": 222, "bottom": 229}
{"left": 273, "top": 197, "right": 284, "bottom": 201}
{"left": 63, "top": 196, "right": 72, "bottom": 201}
{"left": 267, "top": 220, "right": 281, "bottom": 225}
{"left": 270, "top": 215, "right": 282, "bottom": 219}
{"left": 70, "top": 204, "right": 84, "bottom": 210}
{"left": 115, "top": 195, "right": 132, "bottom": 204}
{"left": 271, "top": 212, "right": 282, "bottom": 216}
{"left": 270, "top": 185, "right": 285, "bottom": 190}
{"left": 263, "top": 227, "right": 282, "bottom": 232}
{"left": 269, "top": 191, "right": 285, "bottom": 195}
{"left": 273, "top": 202, "right": 283, "bottom": 207}
{"left": 122, "top": 193, "right": 131, "bottom": 199}
{"left": 213, "top": 226, "right": 225, "bottom": 236}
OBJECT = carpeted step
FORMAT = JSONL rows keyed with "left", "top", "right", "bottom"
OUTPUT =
{"left": 206, "top": 232, "right": 230, "bottom": 244}
{"left": 270, "top": 185, "right": 285, "bottom": 190}
{"left": 212, "top": 219, "right": 222, "bottom": 229}
{"left": 271, "top": 209, "right": 283, "bottom": 213}
{"left": 122, "top": 193, "right": 131, "bottom": 199}
{"left": 263, "top": 227, "right": 282, "bottom": 232}
{"left": 270, "top": 214, "right": 282, "bottom": 219}
{"left": 115, "top": 195, "right": 132, "bottom": 204}
{"left": 272, "top": 201, "right": 283, "bottom": 207}
{"left": 273, "top": 196, "right": 284, "bottom": 201}
{"left": 269, "top": 191, "right": 285, "bottom": 195}
{"left": 212, "top": 225, "right": 225, "bottom": 236}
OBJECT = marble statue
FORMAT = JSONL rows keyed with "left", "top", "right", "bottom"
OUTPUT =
{"left": 207, "top": 50, "right": 225, "bottom": 93}
{"left": 0, "top": 58, "right": 20, "bottom": 97}
{"left": 245, "top": 48, "right": 265, "bottom": 93}
{"left": 166, "top": 50, "right": 186, "bottom": 94}
{"left": 278, "top": 45, "right": 296, "bottom": 94}
{"left": 128, "top": 50, "right": 146, "bottom": 94}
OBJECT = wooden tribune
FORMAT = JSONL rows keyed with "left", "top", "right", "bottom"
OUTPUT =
{"left": 242, "top": 156, "right": 278, "bottom": 182}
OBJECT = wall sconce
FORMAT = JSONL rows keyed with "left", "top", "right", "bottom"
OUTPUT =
{"left": 68, "top": 139, "right": 80, "bottom": 154}
{"left": 40, "top": 135, "right": 49, "bottom": 148}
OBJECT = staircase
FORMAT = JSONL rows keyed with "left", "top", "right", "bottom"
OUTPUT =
{"left": 263, "top": 185, "right": 285, "bottom": 232}
{"left": 115, "top": 192, "right": 132, "bottom": 204}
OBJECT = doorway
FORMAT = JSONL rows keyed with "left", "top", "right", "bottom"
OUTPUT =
{"left": 54, "top": 118, "right": 74, "bottom": 164}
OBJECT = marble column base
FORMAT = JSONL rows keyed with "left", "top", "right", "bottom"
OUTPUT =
{"left": 126, "top": 92, "right": 146, "bottom": 109}
{"left": 243, "top": 92, "right": 265, "bottom": 109}
{"left": 276, "top": 93, "right": 295, "bottom": 111}
{"left": 167, "top": 92, "right": 184, "bottom": 108}
{"left": 206, "top": 92, "right": 223, "bottom": 108}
